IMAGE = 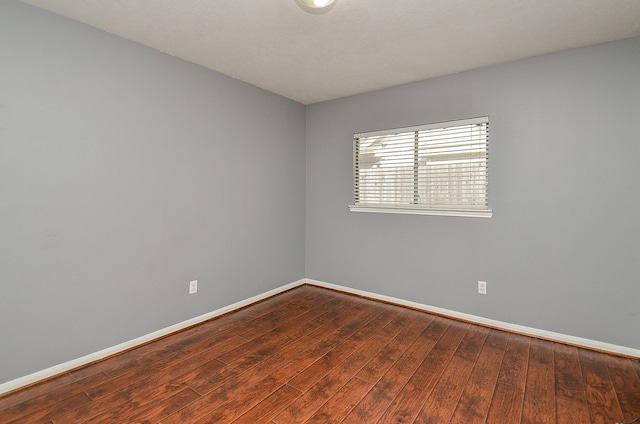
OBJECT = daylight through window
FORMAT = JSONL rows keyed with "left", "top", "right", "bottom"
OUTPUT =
{"left": 350, "top": 117, "right": 492, "bottom": 217}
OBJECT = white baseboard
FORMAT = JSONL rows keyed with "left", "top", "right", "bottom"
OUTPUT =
{"left": 304, "top": 279, "right": 640, "bottom": 359}
{"left": 3, "top": 277, "right": 637, "bottom": 396}
{"left": 0, "top": 279, "right": 306, "bottom": 396}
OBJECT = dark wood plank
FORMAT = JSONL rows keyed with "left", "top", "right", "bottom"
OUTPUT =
{"left": 187, "top": 298, "right": 349, "bottom": 395}
{"left": 162, "top": 298, "right": 388, "bottom": 423}
{"left": 554, "top": 343, "right": 591, "bottom": 423}
{"left": 214, "top": 296, "right": 351, "bottom": 366}
{"left": 354, "top": 311, "right": 434, "bottom": 385}
{"left": 521, "top": 339, "right": 556, "bottom": 424}
{"left": 237, "top": 291, "right": 333, "bottom": 341}
{"left": 297, "top": 302, "right": 398, "bottom": 360}
{"left": 554, "top": 343, "right": 587, "bottom": 403}
{"left": 580, "top": 348, "right": 624, "bottom": 423}
{"left": 486, "top": 384, "right": 526, "bottom": 424}
{"left": 376, "top": 383, "right": 427, "bottom": 424}
{"left": 376, "top": 308, "right": 427, "bottom": 338}
{"left": 373, "top": 317, "right": 452, "bottom": 423}
{"left": 450, "top": 330, "right": 509, "bottom": 423}
{"left": 274, "top": 334, "right": 389, "bottom": 423}
{"left": 0, "top": 372, "right": 110, "bottom": 423}
{"left": 306, "top": 298, "right": 370, "bottom": 340}
{"left": 495, "top": 334, "right": 531, "bottom": 387}
{"left": 187, "top": 359, "right": 306, "bottom": 424}
{"left": 485, "top": 334, "right": 530, "bottom": 424}
{"left": 556, "top": 397, "right": 591, "bottom": 424}
{"left": 223, "top": 384, "right": 301, "bottom": 424}
{"left": 0, "top": 373, "right": 76, "bottom": 411}
{"left": 606, "top": 355, "right": 640, "bottom": 419}
{"left": 345, "top": 316, "right": 450, "bottom": 423}
{"left": 406, "top": 320, "right": 469, "bottom": 392}
{"left": 122, "top": 387, "right": 201, "bottom": 423}
{"left": 242, "top": 300, "right": 384, "bottom": 396}
{"left": 305, "top": 377, "right": 373, "bottom": 424}
{"left": 453, "top": 324, "right": 490, "bottom": 362}
{"left": 412, "top": 327, "right": 489, "bottom": 424}
{"left": 5, "top": 392, "right": 91, "bottom": 424}
{"left": 415, "top": 355, "right": 475, "bottom": 424}
{"left": 51, "top": 358, "right": 224, "bottom": 423}
{"left": 159, "top": 335, "right": 320, "bottom": 423}
{"left": 86, "top": 334, "right": 245, "bottom": 400}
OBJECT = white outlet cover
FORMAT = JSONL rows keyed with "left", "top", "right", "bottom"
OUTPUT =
{"left": 189, "top": 280, "right": 198, "bottom": 294}
{"left": 478, "top": 281, "right": 487, "bottom": 294}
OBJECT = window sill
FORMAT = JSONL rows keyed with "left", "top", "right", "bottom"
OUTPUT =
{"left": 348, "top": 205, "right": 492, "bottom": 218}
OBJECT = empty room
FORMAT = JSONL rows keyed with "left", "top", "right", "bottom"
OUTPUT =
{"left": 1, "top": 0, "right": 639, "bottom": 423}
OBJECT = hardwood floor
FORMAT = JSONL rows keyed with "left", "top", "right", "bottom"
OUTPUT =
{"left": 1, "top": 285, "right": 639, "bottom": 423}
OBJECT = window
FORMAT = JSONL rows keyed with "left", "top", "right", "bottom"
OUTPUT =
{"left": 350, "top": 117, "right": 491, "bottom": 218}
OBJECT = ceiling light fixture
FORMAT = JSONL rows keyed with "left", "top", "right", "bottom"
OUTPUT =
{"left": 294, "top": 0, "right": 337, "bottom": 14}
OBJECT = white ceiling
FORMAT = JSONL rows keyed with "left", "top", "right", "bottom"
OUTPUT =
{"left": 22, "top": 0, "right": 640, "bottom": 105}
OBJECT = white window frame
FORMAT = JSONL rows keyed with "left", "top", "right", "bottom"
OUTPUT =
{"left": 349, "top": 117, "right": 492, "bottom": 218}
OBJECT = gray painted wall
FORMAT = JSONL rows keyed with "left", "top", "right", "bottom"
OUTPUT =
{"left": 2, "top": 0, "right": 638, "bottom": 388}
{"left": 0, "top": 2, "right": 306, "bottom": 384}
{"left": 306, "top": 37, "right": 640, "bottom": 349}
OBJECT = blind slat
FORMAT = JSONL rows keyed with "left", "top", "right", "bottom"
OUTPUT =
{"left": 354, "top": 117, "right": 489, "bottom": 212}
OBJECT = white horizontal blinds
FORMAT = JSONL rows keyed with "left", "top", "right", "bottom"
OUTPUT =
{"left": 353, "top": 117, "right": 489, "bottom": 210}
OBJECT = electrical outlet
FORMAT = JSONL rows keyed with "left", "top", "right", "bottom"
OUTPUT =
{"left": 478, "top": 281, "right": 487, "bottom": 295}
{"left": 189, "top": 280, "right": 198, "bottom": 294}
